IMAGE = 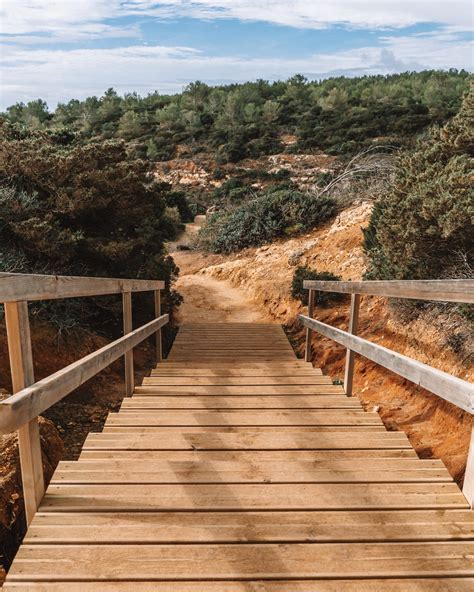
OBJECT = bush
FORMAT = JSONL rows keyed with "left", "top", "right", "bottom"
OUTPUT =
{"left": 200, "top": 189, "right": 335, "bottom": 253}
{"left": 291, "top": 267, "right": 345, "bottom": 306}
{"left": 164, "top": 191, "right": 194, "bottom": 223}
{"left": 364, "top": 84, "right": 474, "bottom": 280}
{"left": 272, "top": 168, "right": 291, "bottom": 180}
{"left": 0, "top": 121, "right": 182, "bottom": 332}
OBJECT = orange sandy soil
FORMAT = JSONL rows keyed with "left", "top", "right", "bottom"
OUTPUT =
{"left": 173, "top": 203, "right": 473, "bottom": 486}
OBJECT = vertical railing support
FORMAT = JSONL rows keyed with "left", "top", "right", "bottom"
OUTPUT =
{"left": 344, "top": 293, "right": 361, "bottom": 397}
{"left": 4, "top": 301, "right": 44, "bottom": 526}
{"left": 154, "top": 289, "right": 163, "bottom": 363}
{"left": 304, "top": 289, "right": 315, "bottom": 362}
{"left": 122, "top": 292, "right": 134, "bottom": 396}
{"left": 463, "top": 423, "right": 474, "bottom": 508}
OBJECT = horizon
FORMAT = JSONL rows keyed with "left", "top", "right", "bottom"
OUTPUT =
{"left": 1, "top": 1, "right": 473, "bottom": 110}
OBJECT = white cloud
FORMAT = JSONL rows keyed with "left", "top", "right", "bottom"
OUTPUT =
{"left": 1, "top": 29, "right": 471, "bottom": 109}
{"left": 131, "top": 0, "right": 474, "bottom": 30}
{"left": 2, "top": 0, "right": 473, "bottom": 41}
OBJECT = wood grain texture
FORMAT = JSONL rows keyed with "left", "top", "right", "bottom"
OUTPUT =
{"left": 5, "top": 321, "right": 472, "bottom": 589}
{"left": 302, "top": 278, "right": 474, "bottom": 303}
{"left": 0, "top": 272, "right": 164, "bottom": 302}
{"left": 299, "top": 314, "right": 474, "bottom": 413}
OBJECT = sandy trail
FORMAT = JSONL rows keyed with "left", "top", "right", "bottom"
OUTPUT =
{"left": 170, "top": 216, "right": 270, "bottom": 324}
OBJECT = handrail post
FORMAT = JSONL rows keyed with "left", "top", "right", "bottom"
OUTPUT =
{"left": 122, "top": 292, "right": 134, "bottom": 396}
{"left": 304, "top": 289, "right": 315, "bottom": 362}
{"left": 343, "top": 293, "right": 361, "bottom": 397}
{"left": 463, "top": 423, "right": 473, "bottom": 508}
{"left": 4, "top": 301, "right": 44, "bottom": 526}
{"left": 154, "top": 289, "right": 163, "bottom": 363}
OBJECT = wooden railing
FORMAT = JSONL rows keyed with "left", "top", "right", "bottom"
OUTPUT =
{"left": 299, "top": 279, "right": 474, "bottom": 506}
{"left": 0, "top": 272, "right": 168, "bottom": 525}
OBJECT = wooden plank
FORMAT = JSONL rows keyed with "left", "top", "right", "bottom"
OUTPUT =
{"left": 463, "top": 424, "right": 474, "bottom": 507}
{"left": 134, "top": 385, "right": 345, "bottom": 395}
{"left": 154, "top": 289, "right": 162, "bottom": 363}
{"left": 299, "top": 314, "right": 474, "bottom": 414}
{"left": 4, "top": 301, "right": 44, "bottom": 525}
{"left": 4, "top": 579, "right": 474, "bottom": 591}
{"left": 0, "top": 272, "right": 164, "bottom": 302}
{"left": 0, "top": 314, "right": 169, "bottom": 434}
{"left": 50, "top": 469, "right": 451, "bottom": 484}
{"left": 25, "top": 509, "right": 474, "bottom": 544}
{"left": 51, "top": 459, "right": 452, "bottom": 484}
{"left": 305, "top": 288, "right": 315, "bottom": 362}
{"left": 141, "top": 376, "right": 333, "bottom": 385}
{"left": 158, "top": 362, "right": 313, "bottom": 368}
{"left": 122, "top": 292, "right": 134, "bottom": 397}
{"left": 120, "top": 395, "right": 362, "bottom": 409}
{"left": 7, "top": 542, "right": 474, "bottom": 581}
{"left": 150, "top": 368, "right": 323, "bottom": 376}
{"left": 38, "top": 482, "right": 469, "bottom": 511}
{"left": 79, "top": 449, "right": 419, "bottom": 460}
{"left": 82, "top": 430, "right": 412, "bottom": 450}
{"left": 344, "top": 293, "right": 360, "bottom": 397}
{"left": 302, "top": 278, "right": 474, "bottom": 304}
{"left": 65, "top": 458, "right": 446, "bottom": 471}
{"left": 102, "top": 426, "right": 386, "bottom": 434}
{"left": 104, "top": 410, "right": 382, "bottom": 426}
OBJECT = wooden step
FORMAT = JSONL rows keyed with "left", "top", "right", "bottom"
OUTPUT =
{"left": 39, "top": 482, "right": 468, "bottom": 511}
{"left": 8, "top": 542, "right": 474, "bottom": 581}
{"left": 25, "top": 509, "right": 474, "bottom": 544}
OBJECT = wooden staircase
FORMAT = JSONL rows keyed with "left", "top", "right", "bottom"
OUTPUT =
{"left": 4, "top": 323, "right": 473, "bottom": 590}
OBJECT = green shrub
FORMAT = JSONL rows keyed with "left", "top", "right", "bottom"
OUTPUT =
{"left": 291, "top": 267, "right": 345, "bottom": 306}
{"left": 272, "top": 168, "right": 291, "bottom": 180}
{"left": 164, "top": 191, "right": 194, "bottom": 223}
{"left": 364, "top": 84, "right": 474, "bottom": 280}
{"left": 200, "top": 189, "right": 335, "bottom": 253}
{"left": 213, "top": 167, "right": 226, "bottom": 180}
{"left": 0, "top": 121, "right": 182, "bottom": 332}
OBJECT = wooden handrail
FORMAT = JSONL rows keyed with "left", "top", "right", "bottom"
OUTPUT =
{"left": 301, "top": 278, "right": 474, "bottom": 507}
{"left": 302, "top": 279, "right": 474, "bottom": 303}
{"left": 0, "top": 272, "right": 164, "bottom": 302}
{"left": 0, "top": 272, "right": 167, "bottom": 525}
{"left": 299, "top": 314, "right": 473, "bottom": 414}
{"left": 0, "top": 313, "right": 169, "bottom": 434}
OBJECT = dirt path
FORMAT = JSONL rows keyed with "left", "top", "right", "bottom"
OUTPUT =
{"left": 170, "top": 217, "right": 269, "bottom": 324}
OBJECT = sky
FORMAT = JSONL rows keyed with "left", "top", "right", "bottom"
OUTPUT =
{"left": 1, "top": 1, "right": 473, "bottom": 110}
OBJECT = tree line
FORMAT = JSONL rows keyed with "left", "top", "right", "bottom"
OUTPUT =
{"left": 3, "top": 70, "right": 470, "bottom": 162}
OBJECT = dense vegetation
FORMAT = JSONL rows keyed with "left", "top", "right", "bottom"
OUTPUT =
{"left": 364, "top": 83, "right": 473, "bottom": 281}
{"left": 291, "top": 268, "right": 344, "bottom": 306}
{"left": 199, "top": 187, "right": 335, "bottom": 253}
{"left": 0, "top": 122, "right": 183, "bottom": 331}
{"left": 3, "top": 71, "right": 469, "bottom": 163}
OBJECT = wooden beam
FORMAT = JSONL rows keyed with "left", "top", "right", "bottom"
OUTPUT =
{"left": 0, "top": 314, "right": 169, "bottom": 434}
{"left": 302, "top": 279, "right": 474, "bottom": 304}
{"left": 0, "top": 272, "right": 164, "bottom": 303}
{"left": 154, "top": 290, "right": 162, "bottom": 363}
{"left": 4, "top": 301, "right": 44, "bottom": 525}
{"left": 298, "top": 315, "right": 473, "bottom": 414}
{"left": 122, "top": 293, "right": 134, "bottom": 397}
{"left": 344, "top": 293, "right": 361, "bottom": 397}
{"left": 463, "top": 423, "right": 474, "bottom": 508}
{"left": 304, "top": 289, "right": 315, "bottom": 363}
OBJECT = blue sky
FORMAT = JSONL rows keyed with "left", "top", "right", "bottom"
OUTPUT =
{"left": 1, "top": 1, "right": 472, "bottom": 109}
